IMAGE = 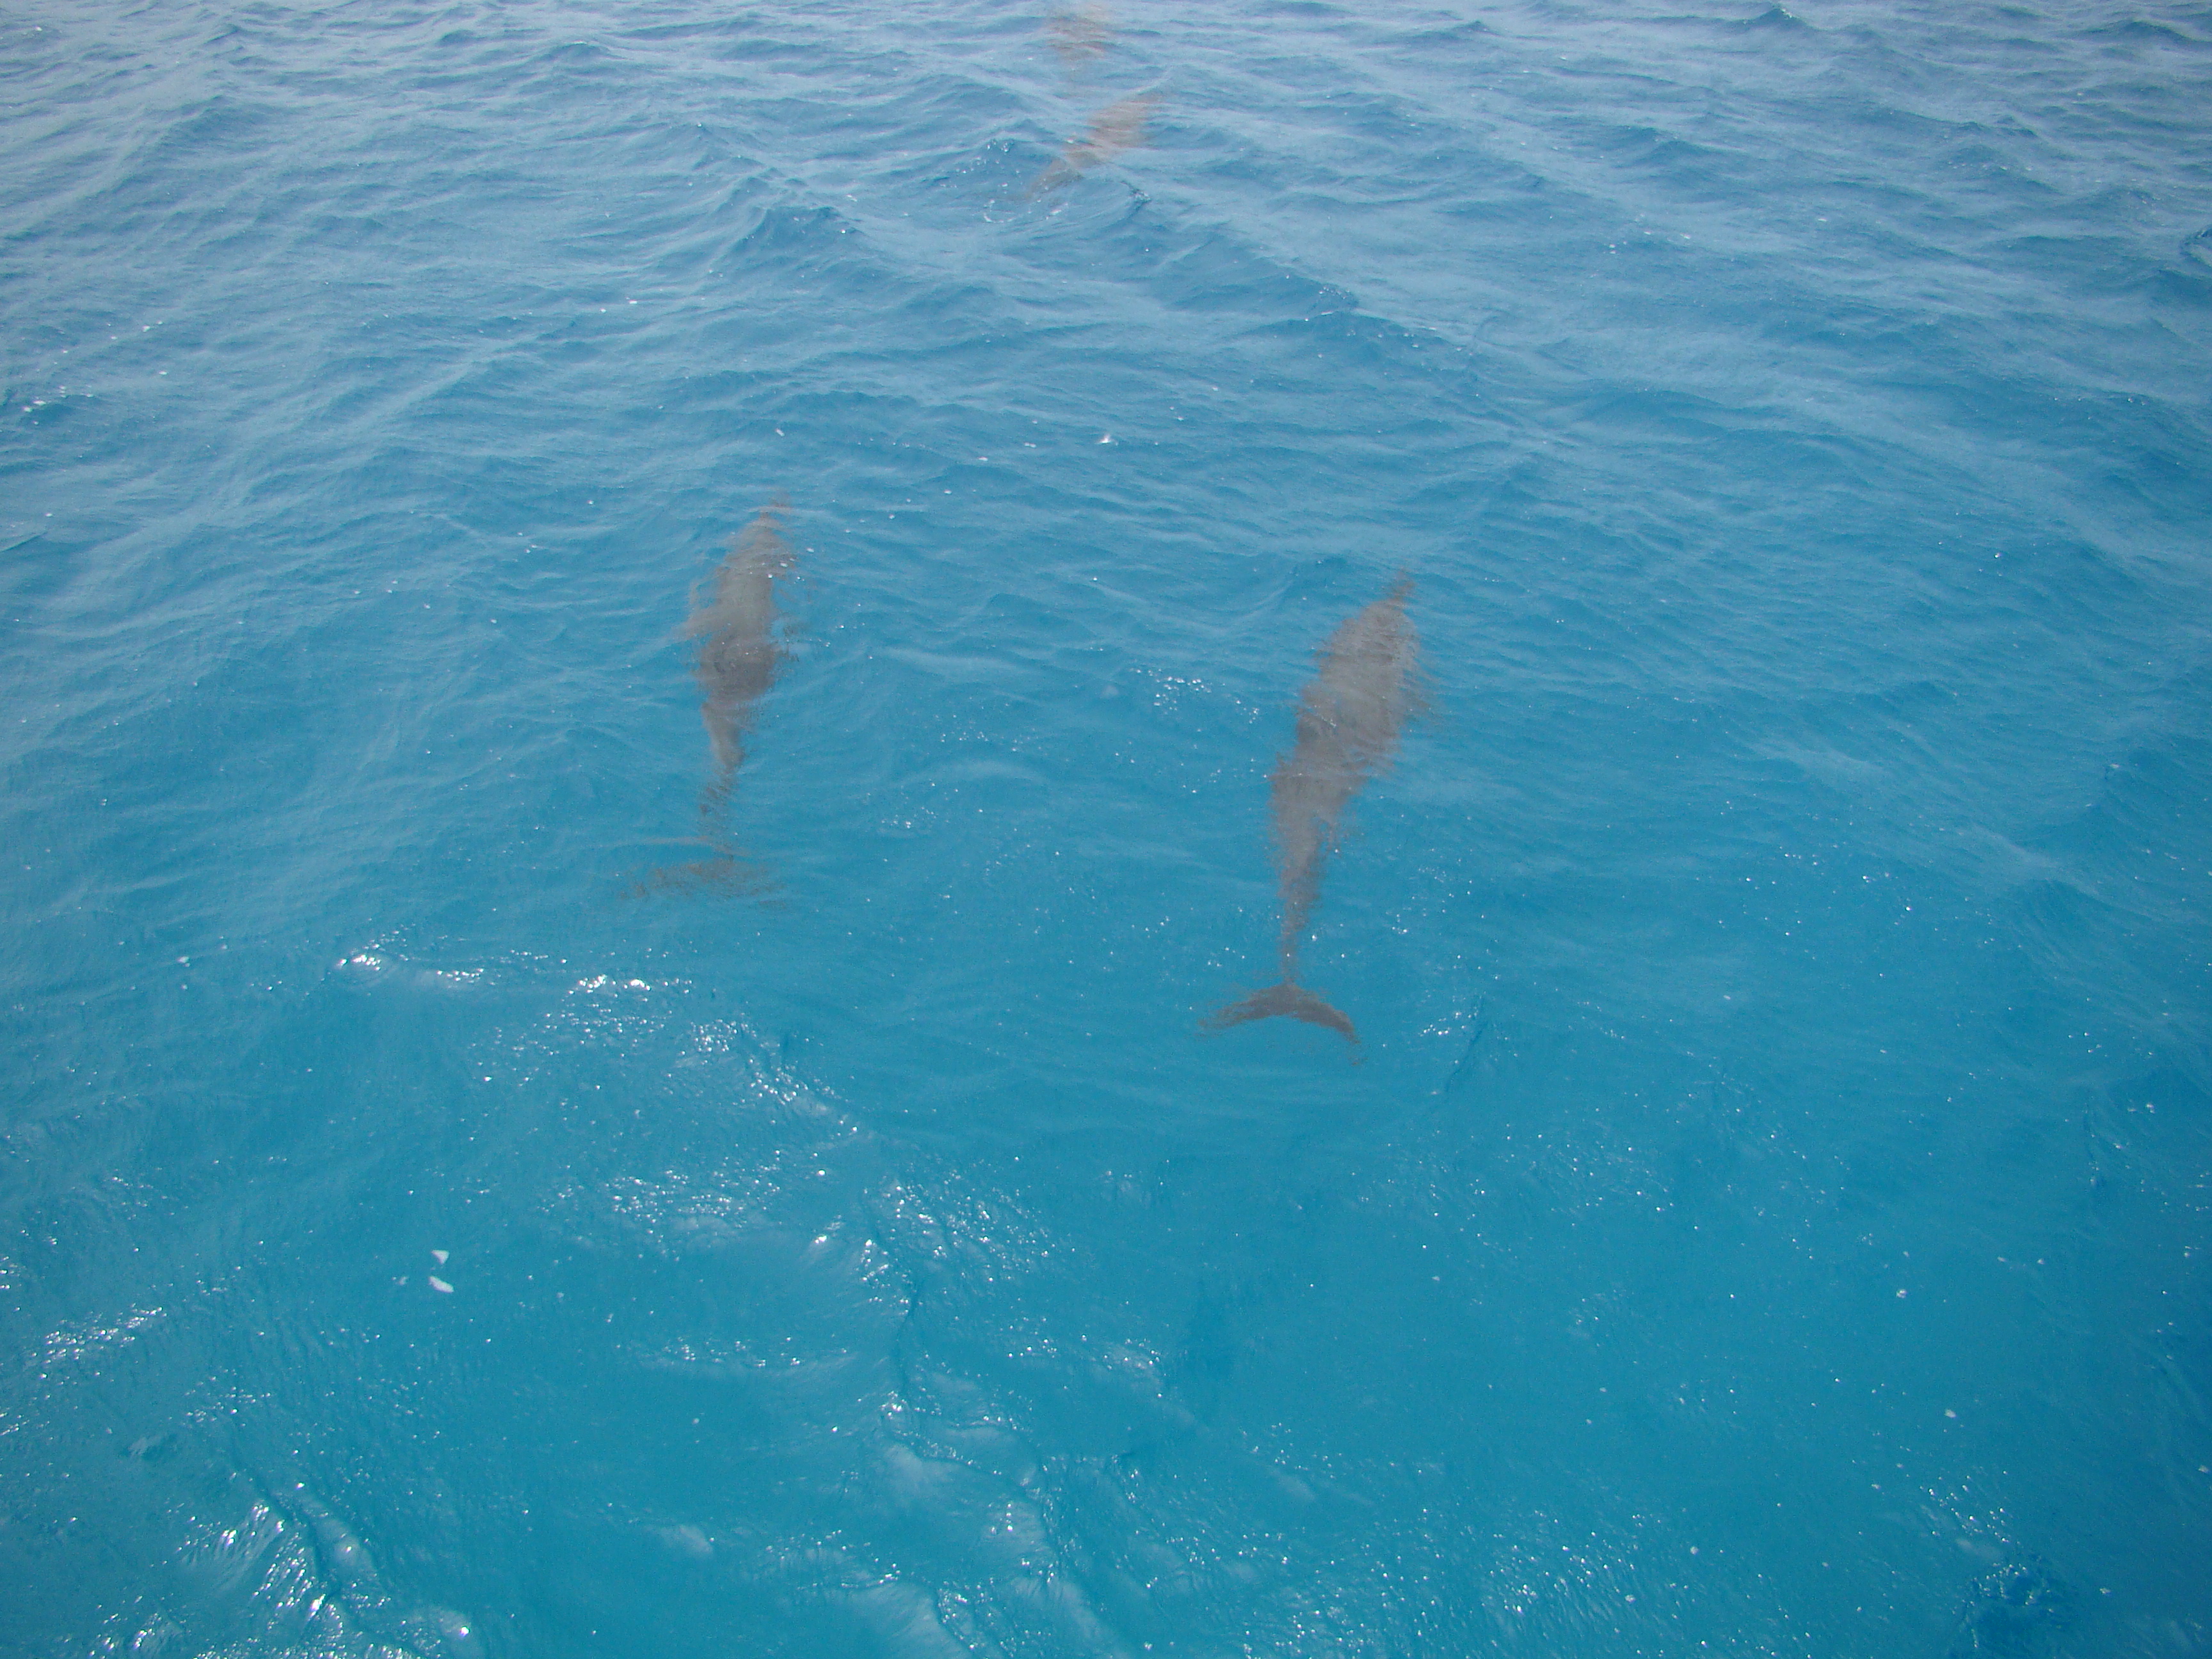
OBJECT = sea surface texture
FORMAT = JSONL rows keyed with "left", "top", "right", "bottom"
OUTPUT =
{"left": 4, "top": 0, "right": 2210, "bottom": 1654}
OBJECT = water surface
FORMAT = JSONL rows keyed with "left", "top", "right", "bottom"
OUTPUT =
{"left": 3, "top": 1, "right": 2209, "bottom": 1654}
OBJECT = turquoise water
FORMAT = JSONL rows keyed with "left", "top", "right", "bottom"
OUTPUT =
{"left": 4, "top": 0, "right": 2209, "bottom": 1653}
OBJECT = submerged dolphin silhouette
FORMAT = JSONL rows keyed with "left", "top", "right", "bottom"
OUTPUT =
{"left": 1208, "top": 577, "right": 1422, "bottom": 1046}
{"left": 1027, "top": 92, "right": 1157, "bottom": 197}
{"left": 684, "top": 497, "right": 794, "bottom": 778}
{"left": 634, "top": 499, "right": 795, "bottom": 897}
{"left": 1044, "top": 4, "right": 1115, "bottom": 68}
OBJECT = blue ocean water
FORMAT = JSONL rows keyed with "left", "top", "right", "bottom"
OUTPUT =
{"left": 4, "top": 0, "right": 2210, "bottom": 1652}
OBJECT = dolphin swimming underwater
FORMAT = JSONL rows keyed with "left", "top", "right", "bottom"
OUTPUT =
{"left": 635, "top": 499, "right": 796, "bottom": 897}
{"left": 685, "top": 497, "right": 794, "bottom": 777}
{"left": 1027, "top": 92, "right": 1157, "bottom": 197}
{"left": 1207, "top": 577, "right": 1422, "bottom": 1046}
{"left": 1044, "top": 4, "right": 1115, "bottom": 68}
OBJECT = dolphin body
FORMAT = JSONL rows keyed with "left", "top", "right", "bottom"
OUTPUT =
{"left": 1208, "top": 577, "right": 1422, "bottom": 1046}
{"left": 684, "top": 498, "right": 794, "bottom": 777}
{"left": 1044, "top": 4, "right": 1115, "bottom": 68}
{"left": 637, "top": 499, "right": 794, "bottom": 897}
{"left": 1027, "top": 92, "right": 1157, "bottom": 198}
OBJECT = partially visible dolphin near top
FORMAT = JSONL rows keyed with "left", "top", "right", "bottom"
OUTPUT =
{"left": 1207, "top": 577, "right": 1423, "bottom": 1046}
{"left": 634, "top": 498, "right": 795, "bottom": 897}
{"left": 1044, "top": 4, "right": 1115, "bottom": 68}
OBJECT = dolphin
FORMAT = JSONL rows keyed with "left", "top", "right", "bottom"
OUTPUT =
{"left": 1045, "top": 4, "right": 1115, "bottom": 69}
{"left": 1027, "top": 92, "right": 1158, "bottom": 198}
{"left": 684, "top": 497, "right": 794, "bottom": 774}
{"left": 634, "top": 499, "right": 795, "bottom": 897}
{"left": 289, "top": 1483, "right": 376, "bottom": 1592}
{"left": 1207, "top": 577, "right": 1422, "bottom": 1046}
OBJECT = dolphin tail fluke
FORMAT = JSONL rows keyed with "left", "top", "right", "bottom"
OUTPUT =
{"left": 1203, "top": 982, "right": 1359, "bottom": 1045}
